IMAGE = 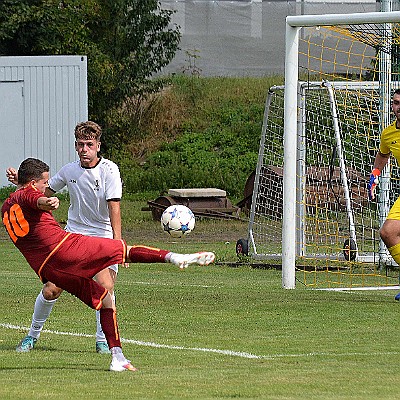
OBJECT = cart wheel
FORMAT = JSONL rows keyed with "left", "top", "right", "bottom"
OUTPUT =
{"left": 343, "top": 238, "right": 357, "bottom": 261}
{"left": 236, "top": 238, "right": 249, "bottom": 256}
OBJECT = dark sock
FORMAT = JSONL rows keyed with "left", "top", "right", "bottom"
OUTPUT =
{"left": 128, "top": 245, "right": 169, "bottom": 263}
{"left": 99, "top": 308, "right": 121, "bottom": 349}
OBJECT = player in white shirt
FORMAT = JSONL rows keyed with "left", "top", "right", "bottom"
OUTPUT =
{"left": 51, "top": 159, "right": 122, "bottom": 237}
{"left": 8, "top": 121, "right": 123, "bottom": 354}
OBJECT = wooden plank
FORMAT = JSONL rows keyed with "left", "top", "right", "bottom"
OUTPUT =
{"left": 168, "top": 188, "right": 227, "bottom": 198}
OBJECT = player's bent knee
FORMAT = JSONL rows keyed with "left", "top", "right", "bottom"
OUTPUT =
{"left": 101, "top": 292, "right": 115, "bottom": 310}
{"left": 379, "top": 223, "right": 400, "bottom": 248}
{"left": 94, "top": 269, "right": 116, "bottom": 292}
{"left": 379, "top": 226, "right": 387, "bottom": 241}
{"left": 42, "top": 282, "right": 63, "bottom": 300}
{"left": 379, "top": 230, "right": 391, "bottom": 248}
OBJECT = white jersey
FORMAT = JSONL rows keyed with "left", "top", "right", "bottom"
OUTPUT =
{"left": 49, "top": 158, "right": 122, "bottom": 238}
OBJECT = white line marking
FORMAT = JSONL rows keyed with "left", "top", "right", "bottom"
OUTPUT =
{"left": 0, "top": 323, "right": 259, "bottom": 359}
{"left": 126, "top": 281, "right": 220, "bottom": 289}
{"left": 316, "top": 285, "right": 400, "bottom": 292}
{"left": 2, "top": 322, "right": 400, "bottom": 360}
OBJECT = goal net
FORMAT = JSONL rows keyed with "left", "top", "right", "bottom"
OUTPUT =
{"left": 247, "top": 11, "right": 400, "bottom": 289}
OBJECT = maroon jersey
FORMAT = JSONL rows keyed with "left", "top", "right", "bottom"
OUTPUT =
{"left": 2, "top": 185, "right": 126, "bottom": 309}
{"left": 2, "top": 185, "right": 69, "bottom": 272}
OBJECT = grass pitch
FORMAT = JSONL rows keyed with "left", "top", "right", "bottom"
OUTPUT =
{"left": 1, "top": 199, "right": 400, "bottom": 399}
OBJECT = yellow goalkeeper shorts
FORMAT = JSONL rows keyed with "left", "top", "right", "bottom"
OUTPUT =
{"left": 387, "top": 195, "right": 400, "bottom": 220}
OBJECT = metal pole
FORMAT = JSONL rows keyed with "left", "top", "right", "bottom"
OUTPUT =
{"left": 323, "top": 81, "right": 358, "bottom": 255}
{"left": 282, "top": 21, "right": 299, "bottom": 289}
{"left": 379, "top": 0, "right": 393, "bottom": 265}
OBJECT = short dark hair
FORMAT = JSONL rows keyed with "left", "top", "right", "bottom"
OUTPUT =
{"left": 18, "top": 158, "right": 49, "bottom": 185}
{"left": 394, "top": 88, "right": 400, "bottom": 96}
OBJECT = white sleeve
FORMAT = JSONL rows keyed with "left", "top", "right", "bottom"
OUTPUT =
{"left": 105, "top": 161, "right": 122, "bottom": 200}
{"left": 48, "top": 166, "right": 68, "bottom": 192}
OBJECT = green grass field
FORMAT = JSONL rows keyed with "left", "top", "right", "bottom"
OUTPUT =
{"left": 1, "top": 199, "right": 400, "bottom": 399}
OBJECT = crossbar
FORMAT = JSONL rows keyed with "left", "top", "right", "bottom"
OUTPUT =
{"left": 287, "top": 11, "right": 400, "bottom": 27}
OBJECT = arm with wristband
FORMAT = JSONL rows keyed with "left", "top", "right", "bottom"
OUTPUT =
{"left": 368, "top": 151, "right": 390, "bottom": 201}
{"left": 368, "top": 168, "right": 380, "bottom": 200}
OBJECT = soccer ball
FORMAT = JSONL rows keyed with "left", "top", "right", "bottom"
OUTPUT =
{"left": 161, "top": 205, "right": 195, "bottom": 238}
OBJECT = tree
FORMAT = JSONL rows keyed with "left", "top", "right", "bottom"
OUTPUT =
{"left": 0, "top": 0, "right": 181, "bottom": 152}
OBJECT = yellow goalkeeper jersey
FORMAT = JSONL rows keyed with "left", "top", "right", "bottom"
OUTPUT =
{"left": 380, "top": 120, "right": 400, "bottom": 163}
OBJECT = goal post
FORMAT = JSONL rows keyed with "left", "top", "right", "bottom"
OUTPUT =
{"left": 282, "top": 11, "right": 400, "bottom": 289}
{"left": 249, "top": 81, "right": 384, "bottom": 281}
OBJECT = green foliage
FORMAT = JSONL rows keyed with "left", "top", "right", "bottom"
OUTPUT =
{"left": 120, "top": 75, "right": 283, "bottom": 198}
{"left": 0, "top": 0, "right": 181, "bottom": 152}
{"left": 0, "top": 0, "right": 99, "bottom": 55}
{"left": 0, "top": 185, "right": 15, "bottom": 201}
{"left": 141, "top": 127, "right": 259, "bottom": 197}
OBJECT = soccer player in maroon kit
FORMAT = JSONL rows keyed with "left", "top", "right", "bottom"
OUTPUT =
{"left": 2, "top": 158, "right": 215, "bottom": 372}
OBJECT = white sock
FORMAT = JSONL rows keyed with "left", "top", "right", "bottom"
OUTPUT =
{"left": 96, "top": 292, "right": 115, "bottom": 342}
{"left": 111, "top": 346, "right": 126, "bottom": 362}
{"left": 28, "top": 291, "right": 57, "bottom": 339}
{"left": 165, "top": 252, "right": 185, "bottom": 264}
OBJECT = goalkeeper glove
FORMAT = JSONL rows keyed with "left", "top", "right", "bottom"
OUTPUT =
{"left": 368, "top": 168, "right": 380, "bottom": 200}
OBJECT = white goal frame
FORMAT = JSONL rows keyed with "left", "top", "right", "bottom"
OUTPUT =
{"left": 283, "top": 11, "right": 400, "bottom": 289}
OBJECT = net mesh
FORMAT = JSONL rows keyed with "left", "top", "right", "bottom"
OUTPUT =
{"left": 249, "top": 21, "right": 400, "bottom": 288}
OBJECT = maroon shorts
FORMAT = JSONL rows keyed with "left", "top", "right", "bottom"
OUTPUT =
{"left": 39, "top": 234, "right": 127, "bottom": 310}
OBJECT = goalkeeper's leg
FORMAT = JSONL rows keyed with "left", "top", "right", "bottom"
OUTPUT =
{"left": 381, "top": 197, "right": 400, "bottom": 251}
{"left": 380, "top": 215, "right": 400, "bottom": 301}
{"left": 388, "top": 241, "right": 400, "bottom": 301}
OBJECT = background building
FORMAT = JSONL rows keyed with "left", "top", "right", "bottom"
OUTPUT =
{"left": 160, "top": 0, "right": 392, "bottom": 77}
{"left": 0, "top": 56, "right": 87, "bottom": 187}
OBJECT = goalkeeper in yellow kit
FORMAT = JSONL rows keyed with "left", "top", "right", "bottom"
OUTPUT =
{"left": 369, "top": 88, "right": 400, "bottom": 300}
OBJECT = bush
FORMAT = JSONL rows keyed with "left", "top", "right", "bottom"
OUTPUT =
{"left": 119, "top": 75, "right": 284, "bottom": 199}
